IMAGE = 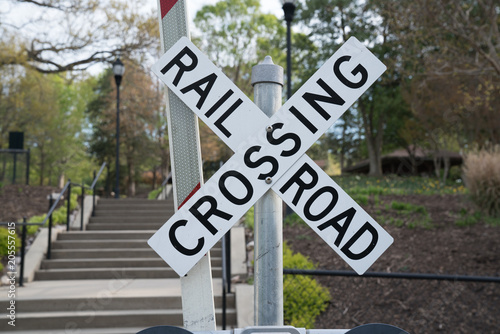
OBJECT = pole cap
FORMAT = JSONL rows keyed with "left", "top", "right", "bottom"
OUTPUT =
{"left": 251, "top": 56, "right": 283, "bottom": 86}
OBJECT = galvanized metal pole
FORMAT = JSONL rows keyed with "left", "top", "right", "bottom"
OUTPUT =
{"left": 251, "top": 56, "right": 284, "bottom": 326}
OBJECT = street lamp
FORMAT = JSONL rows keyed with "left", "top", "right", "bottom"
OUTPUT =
{"left": 282, "top": 0, "right": 297, "bottom": 100}
{"left": 112, "top": 58, "right": 125, "bottom": 199}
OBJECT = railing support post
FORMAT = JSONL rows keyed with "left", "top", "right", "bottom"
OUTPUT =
{"left": 26, "top": 148, "right": 30, "bottom": 185}
{"left": 92, "top": 171, "right": 96, "bottom": 217}
{"left": 80, "top": 183, "right": 85, "bottom": 231}
{"left": 47, "top": 195, "right": 53, "bottom": 260}
{"left": 66, "top": 180, "right": 72, "bottom": 231}
{"left": 20, "top": 217, "right": 27, "bottom": 287}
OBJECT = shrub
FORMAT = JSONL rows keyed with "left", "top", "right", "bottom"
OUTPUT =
{"left": 391, "top": 201, "right": 427, "bottom": 214}
{"left": 148, "top": 187, "right": 164, "bottom": 199}
{"left": 463, "top": 146, "right": 500, "bottom": 217}
{"left": 284, "top": 212, "right": 307, "bottom": 227}
{"left": 243, "top": 206, "right": 254, "bottom": 231}
{"left": 64, "top": 192, "right": 79, "bottom": 211}
{"left": 0, "top": 227, "right": 20, "bottom": 257}
{"left": 283, "top": 243, "right": 330, "bottom": 328}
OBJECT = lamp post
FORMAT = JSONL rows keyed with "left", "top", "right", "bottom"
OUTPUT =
{"left": 282, "top": 0, "right": 297, "bottom": 100}
{"left": 112, "top": 58, "right": 125, "bottom": 199}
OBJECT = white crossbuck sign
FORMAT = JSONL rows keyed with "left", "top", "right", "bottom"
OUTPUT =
{"left": 149, "top": 36, "right": 394, "bottom": 277}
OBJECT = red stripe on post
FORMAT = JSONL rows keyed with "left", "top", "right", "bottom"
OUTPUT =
{"left": 178, "top": 182, "right": 201, "bottom": 209}
{"left": 160, "top": 0, "right": 179, "bottom": 18}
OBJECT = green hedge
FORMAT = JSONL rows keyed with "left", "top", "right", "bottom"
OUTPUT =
{"left": 26, "top": 189, "right": 79, "bottom": 235}
{"left": 283, "top": 243, "right": 330, "bottom": 328}
{"left": 0, "top": 227, "right": 21, "bottom": 258}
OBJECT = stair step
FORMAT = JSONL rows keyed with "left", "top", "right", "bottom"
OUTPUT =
{"left": 52, "top": 240, "right": 150, "bottom": 249}
{"left": 50, "top": 248, "right": 160, "bottom": 259}
{"left": 58, "top": 231, "right": 157, "bottom": 240}
{"left": 18, "top": 294, "right": 235, "bottom": 313}
{"left": 93, "top": 210, "right": 175, "bottom": 216}
{"left": 89, "top": 217, "right": 168, "bottom": 223}
{"left": 86, "top": 223, "right": 163, "bottom": 230}
{"left": 98, "top": 198, "right": 172, "bottom": 203}
{"left": 0, "top": 309, "right": 235, "bottom": 331}
{"left": 49, "top": 247, "right": 222, "bottom": 259}
{"left": 41, "top": 257, "right": 222, "bottom": 269}
{"left": 35, "top": 267, "right": 222, "bottom": 280}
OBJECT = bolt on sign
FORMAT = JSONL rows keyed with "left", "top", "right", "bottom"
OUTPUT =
{"left": 148, "top": 36, "right": 394, "bottom": 277}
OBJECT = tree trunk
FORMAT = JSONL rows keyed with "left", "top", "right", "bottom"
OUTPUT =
{"left": 442, "top": 156, "right": 450, "bottom": 184}
{"left": 39, "top": 148, "right": 45, "bottom": 186}
{"left": 127, "top": 157, "right": 135, "bottom": 197}
{"left": 433, "top": 154, "right": 441, "bottom": 179}
{"left": 105, "top": 164, "right": 111, "bottom": 197}
{"left": 366, "top": 136, "right": 383, "bottom": 176}
{"left": 359, "top": 99, "right": 384, "bottom": 177}
{"left": 58, "top": 173, "right": 65, "bottom": 188}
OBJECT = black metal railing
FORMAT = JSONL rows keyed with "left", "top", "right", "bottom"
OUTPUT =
{"left": 221, "top": 231, "right": 232, "bottom": 330}
{"left": 0, "top": 163, "right": 106, "bottom": 285}
{"left": 283, "top": 268, "right": 500, "bottom": 283}
{"left": 0, "top": 219, "right": 43, "bottom": 286}
{"left": 282, "top": 268, "right": 500, "bottom": 329}
{"left": 0, "top": 148, "right": 30, "bottom": 185}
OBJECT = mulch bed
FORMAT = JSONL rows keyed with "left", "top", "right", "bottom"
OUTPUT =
{"left": 283, "top": 194, "right": 499, "bottom": 334}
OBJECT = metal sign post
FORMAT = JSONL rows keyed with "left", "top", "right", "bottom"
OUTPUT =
{"left": 251, "top": 57, "right": 284, "bottom": 326}
{"left": 148, "top": 36, "right": 395, "bottom": 332}
{"left": 156, "top": 0, "right": 216, "bottom": 331}
{"left": 149, "top": 36, "right": 393, "bottom": 278}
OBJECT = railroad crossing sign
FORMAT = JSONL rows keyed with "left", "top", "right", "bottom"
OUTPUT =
{"left": 148, "top": 36, "right": 393, "bottom": 277}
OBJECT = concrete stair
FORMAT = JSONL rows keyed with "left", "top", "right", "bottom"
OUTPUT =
{"left": 0, "top": 196, "right": 238, "bottom": 333}
{"left": 0, "top": 279, "right": 235, "bottom": 333}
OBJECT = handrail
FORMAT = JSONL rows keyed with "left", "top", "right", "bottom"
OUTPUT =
{"left": 90, "top": 162, "right": 107, "bottom": 189}
{"left": 0, "top": 162, "right": 107, "bottom": 285}
{"left": 42, "top": 181, "right": 71, "bottom": 228}
{"left": 161, "top": 172, "right": 172, "bottom": 187}
{"left": 0, "top": 219, "right": 44, "bottom": 286}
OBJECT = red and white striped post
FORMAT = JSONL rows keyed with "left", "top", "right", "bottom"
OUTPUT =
{"left": 157, "top": 0, "right": 216, "bottom": 331}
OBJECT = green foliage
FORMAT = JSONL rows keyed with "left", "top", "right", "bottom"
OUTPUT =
{"left": 0, "top": 227, "right": 20, "bottom": 257}
{"left": 455, "top": 209, "right": 500, "bottom": 227}
{"left": 147, "top": 187, "right": 164, "bottom": 200}
{"left": 390, "top": 201, "right": 427, "bottom": 214}
{"left": 455, "top": 209, "right": 482, "bottom": 227}
{"left": 26, "top": 192, "right": 79, "bottom": 234}
{"left": 379, "top": 201, "right": 432, "bottom": 229}
{"left": 335, "top": 175, "right": 467, "bottom": 196}
{"left": 283, "top": 243, "right": 330, "bottom": 328}
{"left": 65, "top": 192, "right": 79, "bottom": 211}
{"left": 352, "top": 194, "right": 369, "bottom": 205}
{"left": 243, "top": 206, "right": 254, "bottom": 231}
{"left": 284, "top": 213, "right": 307, "bottom": 227}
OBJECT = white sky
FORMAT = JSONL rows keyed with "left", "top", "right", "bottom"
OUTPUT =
{"left": 183, "top": 0, "right": 284, "bottom": 23}
{"left": 2, "top": 0, "right": 286, "bottom": 75}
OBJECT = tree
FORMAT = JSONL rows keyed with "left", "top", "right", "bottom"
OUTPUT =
{"left": 193, "top": 0, "right": 295, "bottom": 167}
{"left": 298, "top": 0, "right": 411, "bottom": 176}
{"left": 0, "top": 64, "right": 89, "bottom": 185}
{"left": 193, "top": 0, "right": 286, "bottom": 97}
{"left": 1, "top": 0, "right": 159, "bottom": 73}
{"left": 380, "top": 0, "right": 500, "bottom": 148}
{"left": 86, "top": 60, "right": 163, "bottom": 196}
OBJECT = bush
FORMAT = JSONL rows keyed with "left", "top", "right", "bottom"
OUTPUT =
{"left": 0, "top": 227, "right": 20, "bottom": 257}
{"left": 147, "top": 187, "right": 164, "bottom": 199}
{"left": 243, "top": 206, "right": 254, "bottom": 231}
{"left": 284, "top": 212, "right": 306, "bottom": 227}
{"left": 283, "top": 243, "right": 330, "bottom": 328}
{"left": 64, "top": 192, "right": 78, "bottom": 211}
{"left": 463, "top": 146, "right": 500, "bottom": 217}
